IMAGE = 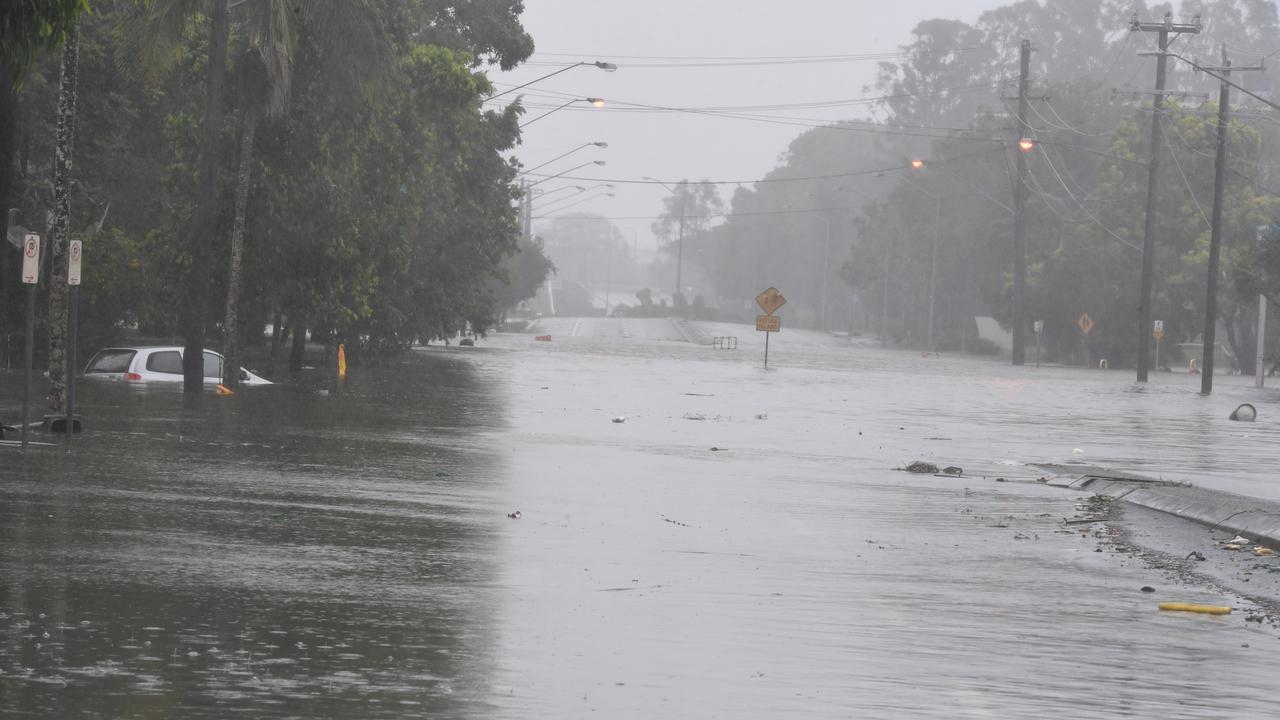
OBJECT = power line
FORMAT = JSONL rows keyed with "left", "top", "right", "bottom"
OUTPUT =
{"left": 1160, "top": 115, "right": 1213, "bottom": 230}
{"left": 521, "top": 147, "right": 1008, "bottom": 187}
{"left": 519, "top": 46, "right": 994, "bottom": 68}
{"left": 1035, "top": 140, "right": 1142, "bottom": 251}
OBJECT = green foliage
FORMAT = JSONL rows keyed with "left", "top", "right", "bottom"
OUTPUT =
{"left": 0, "top": 0, "right": 91, "bottom": 85}
{"left": 3, "top": 0, "right": 538, "bottom": 365}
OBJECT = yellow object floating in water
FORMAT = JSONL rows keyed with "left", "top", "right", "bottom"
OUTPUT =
{"left": 1158, "top": 602, "right": 1232, "bottom": 615}
{"left": 216, "top": 383, "right": 234, "bottom": 396}
{"left": 1255, "top": 546, "right": 1276, "bottom": 556}
{"left": 338, "top": 343, "right": 347, "bottom": 379}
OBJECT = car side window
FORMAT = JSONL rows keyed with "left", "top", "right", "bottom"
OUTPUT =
{"left": 203, "top": 351, "right": 224, "bottom": 380}
{"left": 145, "top": 350, "right": 183, "bottom": 374}
{"left": 86, "top": 349, "right": 136, "bottom": 374}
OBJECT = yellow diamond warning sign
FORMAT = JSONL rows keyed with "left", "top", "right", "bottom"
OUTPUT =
{"left": 1076, "top": 312, "right": 1094, "bottom": 336}
{"left": 756, "top": 287, "right": 786, "bottom": 316}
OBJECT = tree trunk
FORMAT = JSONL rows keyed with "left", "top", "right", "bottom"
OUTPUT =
{"left": 221, "top": 112, "right": 257, "bottom": 389}
{"left": 289, "top": 317, "right": 306, "bottom": 372}
{"left": 0, "top": 59, "right": 16, "bottom": 328}
{"left": 184, "top": 0, "right": 231, "bottom": 393}
{"left": 45, "top": 21, "right": 80, "bottom": 414}
{"left": 270, "top": 311, "right": 283, "bottom": 358}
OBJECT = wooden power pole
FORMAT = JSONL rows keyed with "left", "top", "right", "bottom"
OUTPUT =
{"left": 1199, "top": 46, "right": 1264, "bottom": 393}
{"left": 1130, "top": 12, "right": 1200, "bottom": 382}
{"left": 1012, "top": 40, "right": 1032, "bottom": 366}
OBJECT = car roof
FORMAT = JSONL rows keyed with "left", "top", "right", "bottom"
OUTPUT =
{"left": 94, "top": 346, "right": 223, "bottom": 354}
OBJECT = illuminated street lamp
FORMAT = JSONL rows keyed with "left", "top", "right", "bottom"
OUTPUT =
{"left": 519, "top": 97, "right": 606, "bottom": 129}
{"left": 492, "top": 61, "right": 617, "bottom": 100}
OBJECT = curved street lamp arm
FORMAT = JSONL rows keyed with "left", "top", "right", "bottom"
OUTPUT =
{"left": 491, "top": 61, "right": 617, "bottom": 101}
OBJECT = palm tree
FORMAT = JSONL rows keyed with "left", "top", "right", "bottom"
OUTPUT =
{"left": 45, "top": 19, "right": 81, "bottom": 414}
{"left": 132, "top": 0, "right": 388, "bottom": 391}
{"left": 221, "top": 42, "right": 287, "bottom": 389}
{"left": 220, "top": 0, "right": 389, "bottom": 388}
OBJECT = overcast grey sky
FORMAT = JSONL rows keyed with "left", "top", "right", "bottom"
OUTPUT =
{"left": 495, "top": 0, "right": 995, "bottom": 250}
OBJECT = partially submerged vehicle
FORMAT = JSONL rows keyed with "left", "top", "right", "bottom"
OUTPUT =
{"left": 83, "top": 346, "right": 271, "bottom": 386}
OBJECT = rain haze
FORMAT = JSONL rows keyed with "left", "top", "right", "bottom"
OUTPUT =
{"left": 5, "top": 1, "right": 1280, "bottom": 718}
{"left": 505, "top": 0, "right": 989, "bottom": 250}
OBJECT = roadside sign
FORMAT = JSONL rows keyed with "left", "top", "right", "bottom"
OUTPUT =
{"left": 1076, "top": 312, "right": 1094, "bottom": 336}
{"left": 756, "top": 315, "right": 780, "bottom": 332}
{"left": 21, "top": 234, "right": 40, "bottom": 284}
{"left": 1033, "top": 320, "right": 1043, "bottom": 333}
{"left": 756, "top": 287, "right": 786, "bottom": 316}
{"left": 68, "top": 240, "right": 82, "bottom": 286}
{"left": 1153, "top": 330, "right": 1165, "bottom": 341}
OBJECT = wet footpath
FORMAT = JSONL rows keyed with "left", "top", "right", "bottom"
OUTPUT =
{"left": 2, "top": 326, "right": 1279, "bottom": 718}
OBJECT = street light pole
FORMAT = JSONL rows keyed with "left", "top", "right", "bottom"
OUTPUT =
{"left": 675, "top": 200, "right": 686, "bottom": 307}
{"left": 519, "top": 97, "right": 605, "bottom": 129}
{"left": 818, "top": 216, "right": 831, "bottom": 332}
{"left": 536, "top": 184, "right": 614, "bottom": 214}
{"left": 519, "top": 142, "right": 607, "bottom": 177}
{"left": 527, "top": 160, "right": 606, "bottom": 190}
{"left": 491, "top": 61, "right": 616, "bottom": 100}
{"left": 644, "top": 177, "right": 690, "bottom": 308}
{"left": 904, "top": 166, "right": 942, "bottom": 353}
{"left": 926, "top": 195, "right": 939, "bottom": 353}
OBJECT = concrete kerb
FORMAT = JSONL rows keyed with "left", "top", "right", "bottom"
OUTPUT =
{"left": 1041, "top": 466, "right": 1280, "bottom": 549}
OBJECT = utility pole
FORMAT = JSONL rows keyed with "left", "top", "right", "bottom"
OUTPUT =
{"left": 1012, "top": 39, "right": 1031, "bottom": 366}
{"left": 1131, "top": 12, "right": 1200, "bottom": 382}
{"left": 674, "top": 197, "right": 686, "bottom": 309}
{"left": 1199, "top": 46, "right": 1263, "bottom": 394}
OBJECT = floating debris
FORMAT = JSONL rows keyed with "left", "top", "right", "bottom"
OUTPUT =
{"left": 903, "top": 461, "right": 939, "bottom": 474}
{"left": 1254, "top": 546, "right": 1276, "bottom": 556}
{"left": 1229, "top": 403, "right": 1257, "bottom": 422}
{"left": 507, "top": 510, "right": 522, "bottom": 519}
{"left": 1141, "top": 586, "right": 1156, "bottom": 593}
{"left": 941, "top": 466, "right": 964, "bottom": 476}
{"left": 1158, "top": 602, "right": 1232, "bottom": 615}
{"left": 1186, "top": 551, "right": 1206, "bottom": 561}
{"left": 612, "top": 416, "right": 626, "bottom": 424}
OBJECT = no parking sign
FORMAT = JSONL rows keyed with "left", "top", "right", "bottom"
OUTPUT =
{"left": 21, "top": 234, "right": 40, "bottom": 284}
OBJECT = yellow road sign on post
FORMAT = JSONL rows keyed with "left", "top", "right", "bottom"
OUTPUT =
{"left": 1153, "top": 330, "right": 1164, "bottom": 341}
{"left": 756, "top": 287, "right": 786, "bottom": 316}
{"left": 1076, "top": 312, "right": 1094, "bottom": 335}
{"left": 756, "top": 315, "right": 780, "bottom": 332}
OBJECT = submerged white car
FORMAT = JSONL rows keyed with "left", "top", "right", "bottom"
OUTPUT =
{"left": 83, "top": 346, "right": 272, "bottom": 385}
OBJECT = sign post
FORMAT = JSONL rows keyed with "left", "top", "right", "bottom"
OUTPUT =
{"left": 1152, "top": 320, "right": 1164, "bottom": 374}
{"left": 66, "top": 240, "right": 82, "bottom": 447}
{"left": 1033, "top": 320, "right": 1043, "bottom": 368}
{"left": 20, "top": 234, "right": 41, "bottom": 450}
{"left": 1076, "top": 312, "right": 1095, "bottom": 368}
{"left": 755, "top": 287, "right": 786, "bottom": 368}
{"left": 1258, "top": 295, "right": 1267, "bottom": 389}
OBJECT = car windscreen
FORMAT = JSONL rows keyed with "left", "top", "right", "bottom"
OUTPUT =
{"left": 145, "top": 350, "right": 184, "bottom": 374}
{"left": 85, "top": 349, "right": 136, "bottom": 374}
{"left": 202, "top": 352, "right": 223, "bottom": 380}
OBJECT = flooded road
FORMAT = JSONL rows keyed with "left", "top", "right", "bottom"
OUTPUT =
{"left": 3, "top": 323, "right": 1279, "bottom": 717}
